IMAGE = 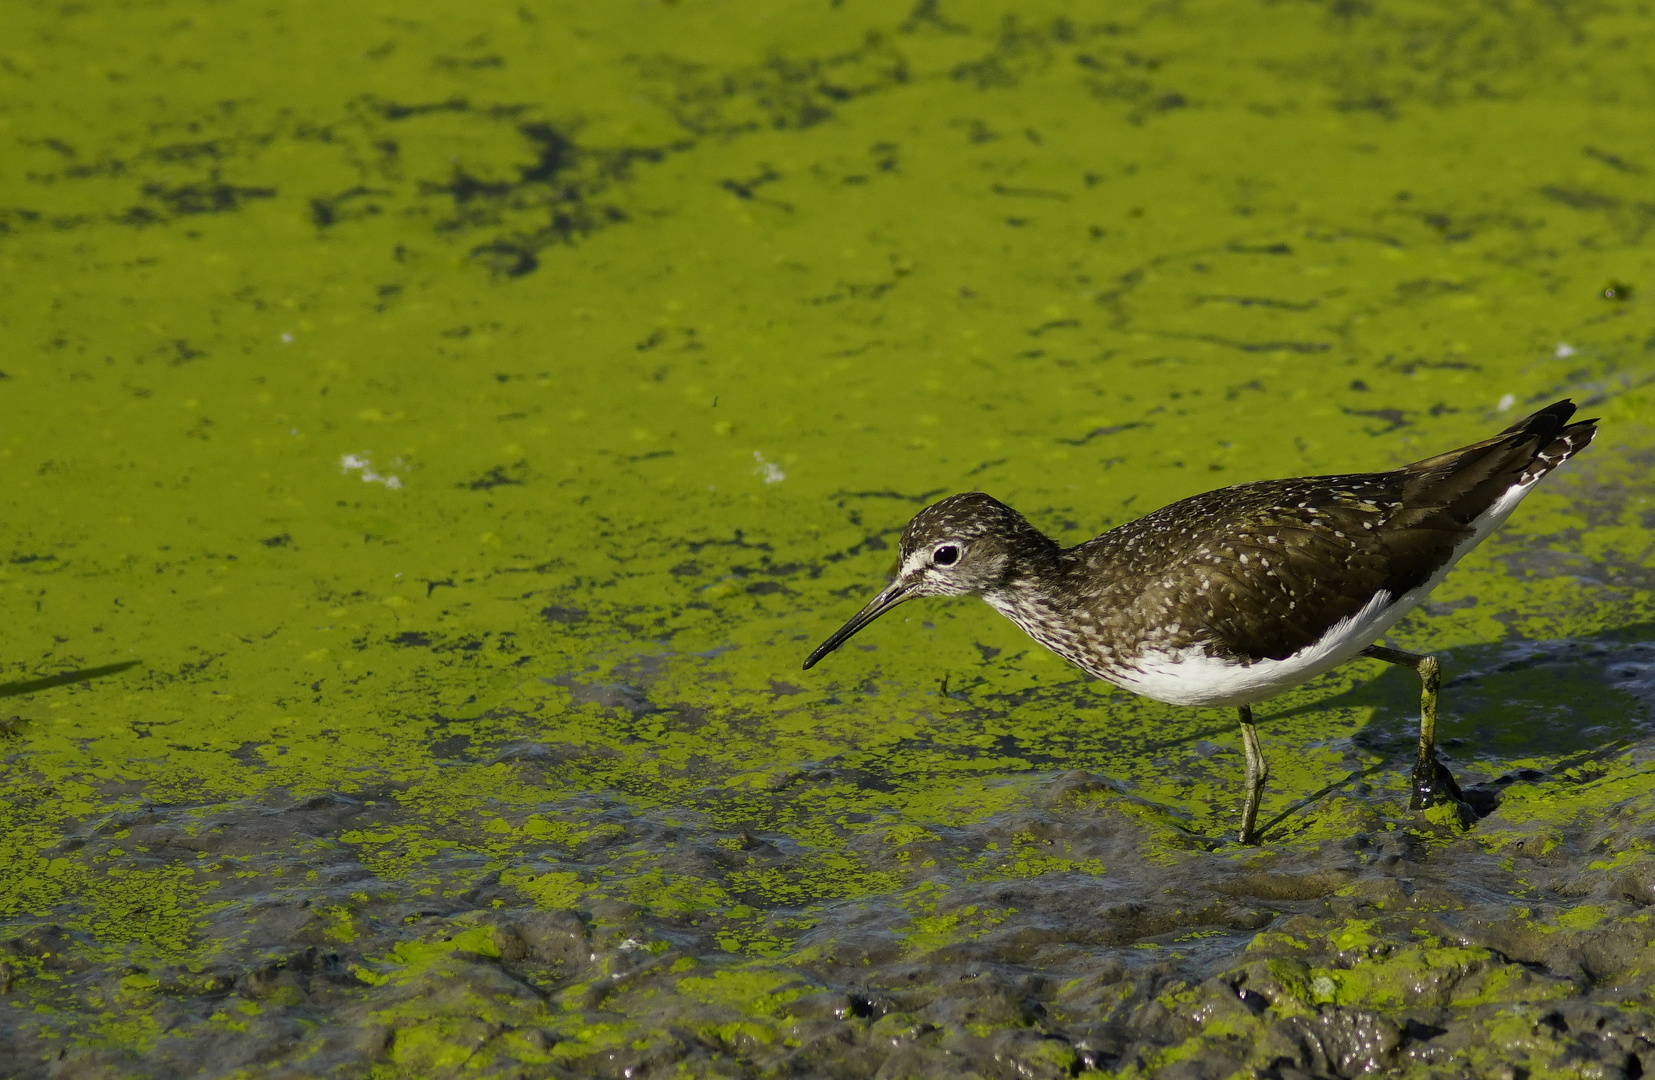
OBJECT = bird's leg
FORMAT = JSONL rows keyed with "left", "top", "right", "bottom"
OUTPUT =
{"left": 1238, "top": 705, "right": 1268, "bottom": 844}
{"left": 1360, "top": 645, "right": 1465, "bottom": 811}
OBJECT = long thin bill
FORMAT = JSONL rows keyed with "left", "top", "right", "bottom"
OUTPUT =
{"left": 802, "top": 580, "right": 914, "bottom": 670}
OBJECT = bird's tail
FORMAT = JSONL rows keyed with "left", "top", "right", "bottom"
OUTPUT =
{"left": 1398, "top": 399, "right": 1597, "bottom": 526}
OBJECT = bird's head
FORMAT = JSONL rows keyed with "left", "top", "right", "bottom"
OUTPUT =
{"left": 802, "top": 492, "right": 1043, "bottom": 669}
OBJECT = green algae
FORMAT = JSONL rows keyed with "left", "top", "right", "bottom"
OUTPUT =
{"left": 674, "top": 969, "right": 809, "bottom": 1017}
{"left": 1, "top": 0, "right": 1654, "bottom": 1074}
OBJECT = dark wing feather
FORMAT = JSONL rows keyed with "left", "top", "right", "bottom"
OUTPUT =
{"left": 1078, "top": 475, "right": 1406, "bottom": 663}
{"left": 1077, "top": 400, "right": 1596, "bottom": 665}
{"left": 1381, "top": 399, "right": 1595, "bottom": 594}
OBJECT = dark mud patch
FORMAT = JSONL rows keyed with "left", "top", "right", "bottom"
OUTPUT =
{"left": 7, "top": 727, "right": 1655, "bottom": 1077}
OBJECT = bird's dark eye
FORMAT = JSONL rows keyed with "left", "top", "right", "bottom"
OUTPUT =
{"left": 933, "top": 544, "right": 960, "bottom": 567}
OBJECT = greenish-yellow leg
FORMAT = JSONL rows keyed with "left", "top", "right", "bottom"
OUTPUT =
{"left": 1237, "top": 704, "right": 1267, "bottom": 844}
{"left": 1361, "top": 644, "right": 1462, "bottom": 810}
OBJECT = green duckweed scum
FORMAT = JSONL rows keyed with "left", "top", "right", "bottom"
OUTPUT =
{"left": 2, "top": 0, "right": 1655, "bottom": 1075}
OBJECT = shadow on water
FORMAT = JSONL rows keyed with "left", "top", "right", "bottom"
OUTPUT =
{"left": 1232, "top": 624, "right": 1655, "bottom": 837}
{"left": 1255, "top": 760, "right": 1393, "bottom": 841}
{"left": 1267, "top": 623, "right": 1655, "bottom": 759}
{"left": 0, "top": 660, "right": 141, "bottom": 698}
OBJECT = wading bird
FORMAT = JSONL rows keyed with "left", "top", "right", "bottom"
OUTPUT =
{"left": 804, "top": 401, "right": 1596, "bottom": 842}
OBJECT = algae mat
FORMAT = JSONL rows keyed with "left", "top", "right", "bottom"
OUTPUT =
{"left": 3, "top": 0, "right": 1655, "bottom": 1076}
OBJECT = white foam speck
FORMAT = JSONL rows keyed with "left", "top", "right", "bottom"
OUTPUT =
{"left": 340, "top": 452, "right": 404, "bottom": 489}
{"left": 280, "top": 332, "right": 294, "bottom": 344}
{"left": 1496, "top": 393, "right": 1515, "bottom": 412}
{"left": 753, "top": 451, "right": 785, "bottom": 484}
{"left": 1554, "top": 342, "right": 1576, "bottom": 359}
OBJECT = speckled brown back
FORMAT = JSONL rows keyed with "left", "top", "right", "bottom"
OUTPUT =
{"left": 1048, "top": 400, "right": 1596, "bottom": 665}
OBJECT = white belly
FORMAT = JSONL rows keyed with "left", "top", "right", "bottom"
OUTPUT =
{"left": 1103, "top": 588, "right": 1400, "bottom": 706}
{"left": 1099, "top": 475, "right": 1538, "bottom": 708}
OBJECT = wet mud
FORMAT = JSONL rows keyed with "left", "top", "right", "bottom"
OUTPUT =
{"left": 3, "top": 0, "right": 1655, "bottom": 1077}
{"left": 8, "top": 629, "right": 1655, "bottom": 1078}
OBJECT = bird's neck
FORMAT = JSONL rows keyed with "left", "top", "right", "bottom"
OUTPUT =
{"left": 978, "top": 529, "right": 1067, "bottom": 616}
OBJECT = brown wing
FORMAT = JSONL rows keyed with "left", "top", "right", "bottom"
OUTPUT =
{"left": 1095, "top": 477, "right": 1413, "bottom": 663}
{"left": 1075, "top": 400, "right": 1596, "bottom": 664}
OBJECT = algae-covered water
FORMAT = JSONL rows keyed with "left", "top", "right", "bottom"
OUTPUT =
{"left": 3, "top": 1, "right": 1655, "bottom": 1076}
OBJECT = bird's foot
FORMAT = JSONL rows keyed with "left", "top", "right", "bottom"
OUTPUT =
{"left": 1409, "top": 752, "right": 1462, "bottom": 808}
{"left": 1409, "top": 752, "right": 1475, "bottom": 827}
